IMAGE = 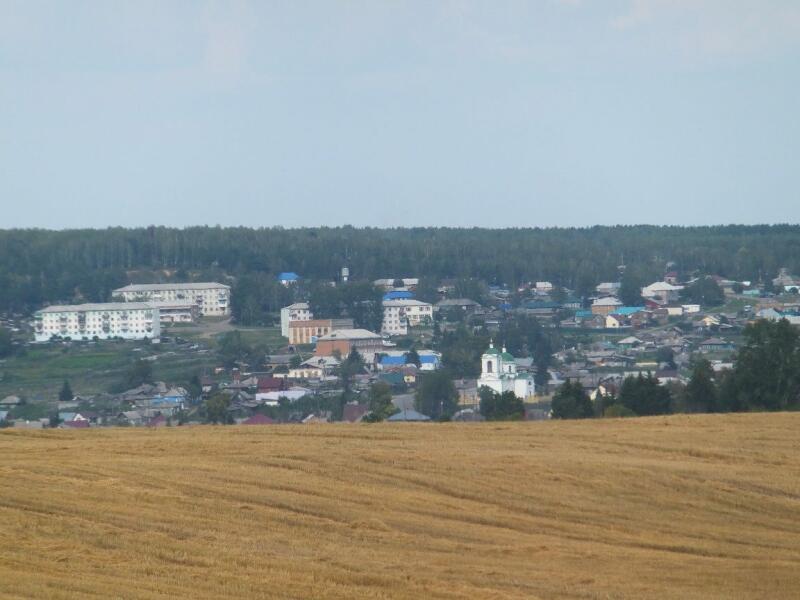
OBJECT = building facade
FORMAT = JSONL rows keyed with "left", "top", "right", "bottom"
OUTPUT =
{"left": 382, "top": 299, "right": 433, "bottom": 336}
{"left": 112, "top": 283, "right": 230, "bottom": 316}
{"left": 477, "top": 343, "right": 535, "bottom": 400}
{"left": 288, "top": 318, "right": 354, "bottom": 345}
{"left": 314, "top": 329, "right": 385, "bottom": 362}
{"left": 280, "top": 302, "right": 313, "bottom": 337}
{"left": 34, "top": 303, "right": 160, "bottom": 342}
{"left": 149, "top": 301, "right": 198, "bottom": 324}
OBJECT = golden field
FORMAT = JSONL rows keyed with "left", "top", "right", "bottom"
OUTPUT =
{"left": 1, "top": 414, "right": 799, "bottom": 599}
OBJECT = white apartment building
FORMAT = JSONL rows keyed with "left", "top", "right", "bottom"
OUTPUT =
{"left": 33, "top": 303, "right": 160, "bottom": 342}
{"left": 112, "top": 283, "right": 230, "bottom": 316}
{"left": 280, "top": 302, "right": 313, "bottom": 337}
{"left": 148, "top": 300, "right": 198, "bottom": 324}
{"left": 381, "top": 299, "right": 433, "bottom": 336}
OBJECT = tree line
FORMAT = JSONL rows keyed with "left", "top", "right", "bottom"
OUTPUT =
{"left": 1, "top": 225, "right": 799, "bottom": 315}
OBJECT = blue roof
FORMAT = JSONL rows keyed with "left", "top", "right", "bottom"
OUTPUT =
{"left": 525, "top": 300, "right": 560, "bottom": 309}
{"left": 419, "top": 355, "right": 438, "bottom": 364}
{"left": 381, "top": 356, "right": 406, "bottom": 366}
{"left": 575, "top": 310, "right": 593, "bottom": 318}
{"left": 387, "top": 409, "right": 431, "bottom": 422}
{"left": 278, "top": 272, "right": 300, "bottom": 281}
{"left": 383, "top": 290, "right": 414, "bottom": 300}
{"left": 611, "top": 306, "right": 645, "bottom": 316}
{"left": 499, "top": 303, "right": 513, "bottom": 310}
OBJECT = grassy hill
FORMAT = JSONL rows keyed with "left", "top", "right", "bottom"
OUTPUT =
{"left": 1, "top": 414, "right": 799, "bottom": 599}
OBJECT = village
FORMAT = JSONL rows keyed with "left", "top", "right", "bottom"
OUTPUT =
{"left": 1, "top": 266, "right": 800, "bottom": 429}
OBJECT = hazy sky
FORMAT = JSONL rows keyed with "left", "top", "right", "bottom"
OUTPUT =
{"left": 1, "top": 1, "right": 799, "bottom": 229}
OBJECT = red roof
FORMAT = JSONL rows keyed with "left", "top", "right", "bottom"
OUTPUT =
{"left": 63, "top": 419, "right": 89, "bottom": 429}
{"left": 257, "top": 377, "right": 286, "bottom": 392}
{"left": 243, "top": 414, "right": 275, "bottom": 425}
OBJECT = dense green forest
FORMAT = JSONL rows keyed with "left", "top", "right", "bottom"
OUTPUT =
{"left": 1, "top": 225, "right": 798, "bottom": 317}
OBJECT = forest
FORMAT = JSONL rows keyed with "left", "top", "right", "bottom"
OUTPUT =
{"left": 1, "top": 225, "right": 798, "bottom": 318}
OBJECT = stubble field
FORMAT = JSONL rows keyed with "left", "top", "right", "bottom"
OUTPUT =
{"left": 1, "top": 413, "right": 799, "bottom": 599}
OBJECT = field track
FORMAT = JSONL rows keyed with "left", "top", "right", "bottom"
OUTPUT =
{"left": 1, "top": 413, "right": 799, "bottom": 599}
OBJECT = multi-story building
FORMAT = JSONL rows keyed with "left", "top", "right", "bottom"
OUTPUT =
{"left": 288, "top": 318, "right": 354, "bottom": 346}
{"left": 382, "top": 299, "right": 433, "bottom": 336}
{"left": 33, "top": 303, "right": 160, "bottom": 342}
{"left": 148, "top": 300, "right": 198, "bottom": 324}
{"left": 280, "top": 302, "right": 313, "bottom": 337}
{"left": 112, "top": 283, "right": 230, "bottom": 316}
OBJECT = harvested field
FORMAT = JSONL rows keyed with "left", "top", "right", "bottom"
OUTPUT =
{"left": 1, "top": 413, "right": 799, "bottom": 599}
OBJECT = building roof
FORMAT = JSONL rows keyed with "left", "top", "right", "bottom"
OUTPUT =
{"left": 382, "top": 298, "right": 430, "bottom": 307}
{"left": 277, "top": 272, "right": 300, "bottom": 281}
{"left": 242, "top": 414, "right": 276, "bottom": 425}
{"left": 317, "top": 329, "right": 382, "bottom": 341}
{"left": 611, "top": 306, "right": 645, "bottom": 316}
{"left": 436, "top": 298, "right": 480, "bottom": 307}
{"left": 387, "top": 409, "right": 431, "bottom": 422}
{"left": 381, "top": 355, "right": 407, "bottom": 366}
{"left": 701, "top": 337, "right": 730, "bottom": 346}
{"left": 383, "top": 290, "right": 415, "bottom": 301}
{"left": 642, "top": 281, "right": 684, "bottom": 293}
{"left": 147, "top": 300, "right": 198, "bottom": 309}
{"left": 592, "top": 297, "right": 623, "bottom": 307}
{"left": 38, "top": 302, "right": 156, "bottom": 313}
{"left": 114, "top": 282, "right": 229, "bottom": 292}
{"left": 285, "top": 302, "right": 310, "bottom": 310}
{"left": 618, "top": 336, "right": 642, "bottom": 345}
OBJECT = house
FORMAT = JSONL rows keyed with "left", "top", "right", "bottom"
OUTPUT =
{"left": 699, "top": 338, "right": 734, "bottom": 353}
{"left": 0, "top": 411, "right": 8, "bottom": 423}
{"left": 256, "top": 388, "right": 311, "bottom": 405}
{"left": 682, "top": 304, "right": 701, "bottom": 314}
{"left": 641, "top": 282, "right": 684, "bottom": 305}
{"left": 0, "top": 395, "right": 22, "bottom": 407}
{"left": 523, "top": 300, "right": 560, "bottom": 316}
{"left": 387, "top": 409, "right": 431, "bottom": 422}
{"left": 591, "top": 297, "right": 623, "bottom": 316}
{"left": 277, "top": 272, "right": 300, "bottom": 286}
{"left": 617, "top": 336, "right": 642, "bottom": 349}
{"left": 61, "top": 419, "right": 90, "bottom": 429}
{"left": 535, "top": 281, "right": 554, "bottom": 293}
{"left": 257, "top": 377, "right": 287, "bottom": 394}
{"left": 290, "top": 356, "right": 341, "bottom": 379}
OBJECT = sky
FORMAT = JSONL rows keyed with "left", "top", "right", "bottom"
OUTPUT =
{"left": 1, "top": 0, "right": 799, "bottom": 229}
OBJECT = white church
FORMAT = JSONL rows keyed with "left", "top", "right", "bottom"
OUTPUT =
{"left": 477, "top": 342, "right": 535, "bottom": 400}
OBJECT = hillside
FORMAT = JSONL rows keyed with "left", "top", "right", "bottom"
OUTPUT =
{"left": 1, "top": 414, "right": 799, "bottom": 599}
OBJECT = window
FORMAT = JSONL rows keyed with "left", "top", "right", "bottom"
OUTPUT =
{"left": 486, "top": 360, "right": 493, "bottom": 373}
